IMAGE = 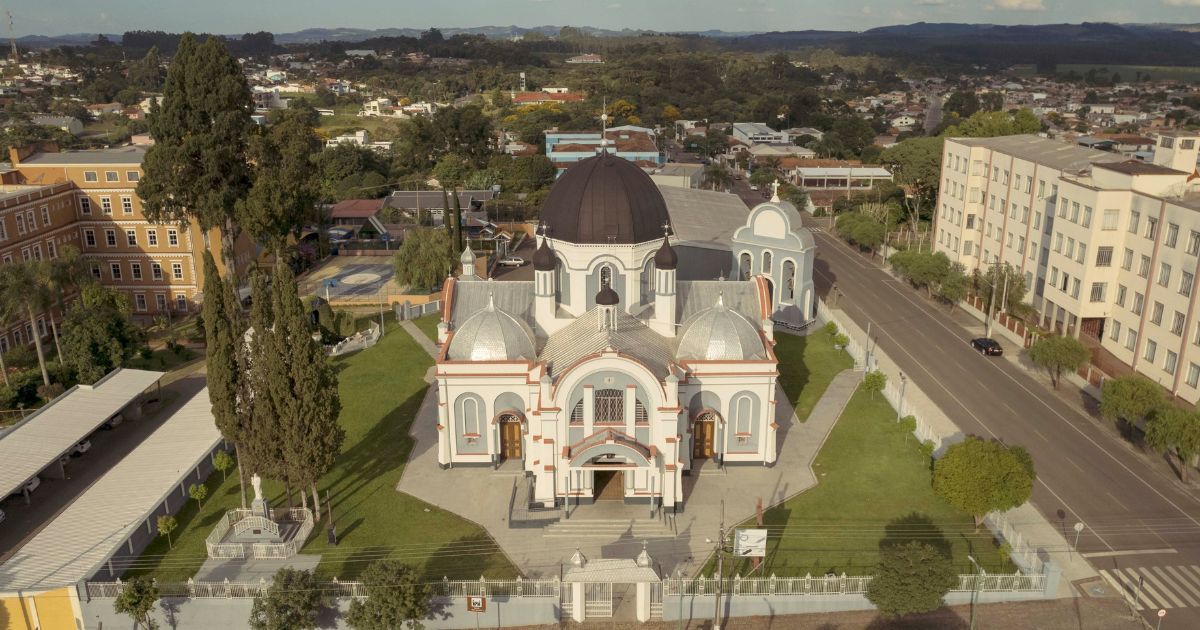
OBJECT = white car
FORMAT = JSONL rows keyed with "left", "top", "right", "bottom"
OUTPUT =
{"left": 9, "top": 476, "right": 40, "bottom": 499}
{"left": 102, "top": 414, "right": 123, "bottom": 430}
{"left": 499, "top": 256, "right": 525, "bottom": 267}
{"left": 750, "top": 184, "right": 759, "bottom": 191}
{"left": 73, "top": 439, "right": 91, "bottom": 455}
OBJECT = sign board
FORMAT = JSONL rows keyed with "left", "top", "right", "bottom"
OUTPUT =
{"left": 467, "top": 596, "right": 486, "bottom": 613}
{"left": 734, "top": 528, "right": 768, "bottom": 557}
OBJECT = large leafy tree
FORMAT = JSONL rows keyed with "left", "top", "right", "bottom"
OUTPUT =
{"left": 60, "top": 285, "right": 146, "bottom": 384}
{"left": 945, "top": 109, "right": 1041, "bottom": 139}
{"left": 1145, "top": 407, "right": 1200, "bottom": 483}
{"left": 239, "top": 106, "right": 322, "bottom": 250}
{"left": 932, "top": 436, "right": 1035, "bottom": 526}
{"left": 201, "top": 251, "right": 250, "bottom": 507}
{"left": 1100, "top": 374, "right": 1165, "bottom": 428}
{"left": 346, "top": 560, "right": 432, "bottom": 630}
{"left": 880, "top": 136, "right": 943, "bottom": 230}
{"left": 0, "top": 261, "right": 52, "bottom": 386}
{"left": 249, "top": 567, "right": 325, "bottom": 630}
{"left": 1028, "top": 335, "right": 1091, "bottom": 389}
{"left": 113, "top": 575, "right": 160, "bottom": 630}
{"left": 393, "top": 228, "right": 457, "bottom": 293}
{"left": 137, "top": 33, "right": 254, "bottom": 274}
{"left": 866, "top": 541, "right": 957, "bottom": 618}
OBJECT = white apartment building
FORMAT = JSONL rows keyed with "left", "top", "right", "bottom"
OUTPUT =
{"left": 933, "top": 132, "right": 1200, "bottom": 402}
{"left": 732, "top": 123, "right": 788, "bottom": 146}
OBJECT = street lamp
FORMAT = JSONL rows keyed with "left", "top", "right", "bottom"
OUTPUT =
{"left": 1156, "top": 608, "right": 1166, "bottom": 630}
{"left": 706, "top": 529, "right": 734, "bottom": 630}
{"left": 967, "top": 554, "right": 985, "bottom": 630}
{"left": 1072, "top": 522, "right": 1085, "bottom": 558}
{"left": 897, "top": 373, "right": 908, "bottom": 421}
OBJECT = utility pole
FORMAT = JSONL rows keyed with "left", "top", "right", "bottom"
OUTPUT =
{"left": 710, "top": 501, "right": 726, "bottom": 630}
{"left": 6, "top": 11, "right": 17, "bottom": 64}
{"left": 984, "top": 258, "right": 1000, "bottom": 338}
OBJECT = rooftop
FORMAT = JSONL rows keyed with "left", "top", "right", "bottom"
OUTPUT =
{"left": 949, "top": 134, "right": 1124, "bottom": 173}
{"left": 19, "top": 145, "right": 148, "bottom": 166}
{"left": 1093, "top": 161, "right": 1188, "bottom": 176}
{"left": 656, "top": 185, "right": 749, "bottom": 251}
{"left": 330, "top": 198, "right": 382, "bottom": 219}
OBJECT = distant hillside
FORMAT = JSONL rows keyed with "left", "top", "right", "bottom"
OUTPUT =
{"left": 16, "top": 33, "right": 119, "bottom": 47}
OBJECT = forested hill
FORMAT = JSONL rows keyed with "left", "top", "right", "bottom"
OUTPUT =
{"left": 731, "top": 22, "right": 1200, "bottom": 69}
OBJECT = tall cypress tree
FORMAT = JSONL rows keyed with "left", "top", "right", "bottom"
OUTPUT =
{"left": 272, "top": 263, "right": 344, "bottom": 517}
{"left": 137, "top": 33, "right": 253, "bottom": 276}
{"left": 243, "top": 271, "right": 292, "bottom": 505}
{"left": 239, "top": 106, "right": 322, "bottom": 252}
{"left": 201, "top": 252, "right": 248, "bottom": 507}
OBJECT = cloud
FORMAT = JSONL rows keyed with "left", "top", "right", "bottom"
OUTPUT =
{"left": 606, "top": 2, "right": 621, "bottom": 7}
{"left": 915, "top": 0, "right": 946, "bottom": 5}
{"left": 992, "top": 0, "right": 1047, "bottom": 9}
{"left": 862, "top": 5, "right": 874, "bottom": 15}
{"left": 1162, "top": 0, "right": 1200, "bottom": 5}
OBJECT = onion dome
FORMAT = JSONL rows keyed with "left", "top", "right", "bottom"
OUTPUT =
{"left": 653, "top": 235, "right": 677, "bottom": 270}
{"left": 533, "top": 238, "right": 556, "bottom": 271}
{"left": 595, "top": 285, "right": 620, "bottom": 306}
{"left": 675, "top": 294, "right": 765, "bottom": 361}
{"left": 540, "top": 153, "right": 672, "bottom": 245}
{"left": 446, "top": 293, "right": 536, "bottom": 361}
{"left": 459, "top": 246, "right": 476, "bottom": 266}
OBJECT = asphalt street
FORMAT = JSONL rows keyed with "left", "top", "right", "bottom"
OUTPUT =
{"left": 732, "top": 181, "right": 1200, "bottom": 628}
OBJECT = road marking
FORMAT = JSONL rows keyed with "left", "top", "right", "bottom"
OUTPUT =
{"left": 1150, "top": 566, "right": 1200, "bottom": 607}
{"left": 1106, "top": 491, "right": 1129, "bottom": 511}
{"left": 1083, "top": 548, "right": 1177, "bottom": 558}
{"left": 1031, "top": 428, "right": 1050, "bottom": 443}
{"left": 1099, "top": 569, "right": 1143, "bottom": 610}
{"left": 811, "top": 230, "right": 1200, "bottom": 529}
{"left": 1167, "top": 565, "right": 1200, "bottom": 598}
{"left": 1116, "top": 567, "right": 1171, "bottom": 610}
{"left": 1138, "top": 567, "right": 1189, "bottom": 608}
{"left": 1064, "top": 456, "right": 1087, "bottom": 474}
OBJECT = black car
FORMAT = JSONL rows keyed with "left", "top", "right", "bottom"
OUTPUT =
{"left": 970, "top": 338, "right": 1003, "bottom": 356}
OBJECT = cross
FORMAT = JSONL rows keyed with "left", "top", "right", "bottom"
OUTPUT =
{"left": 770, "top": 179, "right": 781, "bottom": 202}
{"left": 661, "top": 220, "right": 672, "bottom": 237}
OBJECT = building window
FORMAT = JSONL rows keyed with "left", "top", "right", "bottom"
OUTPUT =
{"left": 20, "top": 247, "right": 29, "bottom": 261}
{"left": 84, "top": 171, "right": 98, "bottom": 182}
{"left": 126, "top": 171, "right": 140, "bottom": 182}
{"left": 1189, "top": 231, "right": 1200, "bottom": 256}
{"left": 126, "top": 229, "right": 137, "bottom": 246}
{"left": 1132, "top": 292, "right": 1144, "bottom": 315}
{"left": 175, "top": 294, "right": 187, "bottom": 312}
{"left": 1182, "top": 271, "right": 1194, "bottom": 297}
{"left": 1167, "top": 223, "right": 1180, "bottom": 248}
{"left": 1138, "top": 255, "right": 1151, "bottom": 278}
{"left": 171, "top": 262, "right": 183, "bottom": 280}
{"left": 1102, "top": 209, "right": 1119, "bottom": 230}
{"left": 151, "top": 262, "right": 163, "bottom": 280}
{"left": 147, "top": 229, "right": 158, "bottom": 246}
{"left": 635, "top": 400, "right": 648, "bottom": 424}
{"left": 0, "top": 220, "right": 6, "bottom": 241}
{"left": 733, "top": 395, "right": 753, "bottom": 436}
{"left": 1110, "top": 320, "right": 1122, "bottom": 342}
{"left": 1095, "top": 246, "right": 1113, "bottom": 267}
{"left": 90, "top": 264, "right": 101, "bottom": 280}
{"left": 1116, "top": 285, "right": 1127, "bottom": 307}
{"left": 1054, "top": 233, "right": 1063, "bottom": 253}
{"left": 1188, "top": 363, "right": 1200, "bottom": 388}
{"left": 1152, "top": 301, "right": 1164, "bottom": 325}
{"left": 1159, "top": 262, "right": 1172, "bottom": 287}
{"left": 155, "top": 294, "right": 167, "bottom": 311}
{"left": 1122, "top": 248, "right": 1133, "bottom": 271}
{"left": 131, "top": 262, "right": 142, "bottom": 280}
{"left": 1144, "top": 339, "right": 1157, "bottom": 362}
{"left": 570, "top": 401, "right": 583, "bottom": 424}
{"left": 1129, "top": 211, "right": 1140, "bottom": 234}
{"left": 1145, "top": 217, "right": 1158, "bottom": 240}
{"left": 47, "top": 241, "right": 55, "bottom": 258}
{"left": 104, "top": 171, "right": 119, "bottom": 182}
{"left": 100, "top": 197, "right": 112, "bottom": 214}
{"left": 105, "top": 229, "right": 116, "bottom": 247}
{"left": 134, "top": 294, "right": 147, "bottom": 311}
{"left": 168, "top": 229, "right": 178, "bottom": 246}
{"left": 15, "top": 214, "right": 25, "bottom": 235}
{"left": 1071, "top": 278, "right": 1080, "bottom": 299}
{"left": 1089, "top": 283, "right": 1106, "bottom": 303}
{"left": 1070, "top": 202, "right": 1080, "bottom": 223}
{"left": 1173, "top": 311, "right": 1185, "bottom": 336}
{"left": 1082, "top": 206, "right": 1092, "bottom": 228}
{"left": 31, "top": 244, "right": 41, "bottom": 260}
{"left": 1076, "top": 243, "right": 1086, "bottom": 264}
{"left": 40, "top": 206, "right": 50, "bottom": 227}
{"left": 84, "top": 229, "right": 96, "bottom": 247}
{"left": 121, "top": 196, "right": 133, "bottom": 215}
{"left": 594, "top": 389, "right": 624, "bottom": 424}
{"left": 109, "top": 262, "right": 122, "bottom": 280}
{"left": 79, "top": 197, "right": 91, "bottom": 214}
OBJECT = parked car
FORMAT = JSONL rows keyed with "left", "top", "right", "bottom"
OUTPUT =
{"left": 73, "top": 439, "right": 91, "bottom": 455}
{"left": 0, "top": 508, "right": 6, "bottom": 524}
{"left": 9, "top": 476, "right": 41, "bottom": 499}
{"left": 970, "top": 338, "right": 1003, "bottom": 356}
{"left": 749, "top": 184, "right": 759, "bottom": 191}
{"left": 498, "top": 256, "right": 525, "bottom": 267}
{"left": 101, "top": 413, "right": 123, "bottom": 430}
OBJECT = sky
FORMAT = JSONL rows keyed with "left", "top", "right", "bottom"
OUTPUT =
{"left": 8, "top": 0, "right": 1200, "bottom": 37}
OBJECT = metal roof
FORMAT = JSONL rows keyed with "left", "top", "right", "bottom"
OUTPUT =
{"left": 539, "top": 309, "right": 675, "bottom": 377}
{"left": 446, "top": 298, "right": 537, "bottom": 362}
{"left": 948, "top": 135, "right": 1125, "bottom": 173}
{"left": 656, "top": 185, "right": 748, "bottom": 252}
{"left": 563, "top": 558, "right": 660, "bottom": 583}
{"left": 541, "top": 154, "right": 672, "bottom": 245}
{"left": 795, "top": 167, "right": 892, "bottom": 178}
{"left": 19, "top": 146, "right": 147, "bottom": 166}
{"left": 0, "top": 368, "right": 163, "bottom": 499}
{"left": 676, "top": 296, "right": 766, "bottom": 361}
{"left": 0, "top": 387, "right": 220, "bottom": 591}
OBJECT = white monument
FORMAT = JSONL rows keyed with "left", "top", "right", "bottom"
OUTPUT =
{"left": 250, "top": 473, "right": 270, "bottom": 519}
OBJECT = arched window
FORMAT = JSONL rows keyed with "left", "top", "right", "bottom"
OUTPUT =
{"left": 594, "top": 388, "right": 624, "bottom": 423}
{"left": 783, "top": 260, "right": 796, "bottom": 302}
{"left": 462, "top": 397, "right": 481, "bottom": 435}
{"left": 635, "top": 400, "right": 648, "bottom": 424}
{"left": 762, "top": 251, "right": 773, "bottom": 276}
{"left": 553, "top": 259, "right": 563, "bottom": 300}
{"left": 600, "top": 265, "right": 612, "bottom": 289}
{"left": 641, "top": 258, "right": 655, "bottom": 304}
{"left": 739, "top": 253, "right": 752, "bottom": 280}
{"left": 570, "top": 401, "right": 584, "bottom": 424}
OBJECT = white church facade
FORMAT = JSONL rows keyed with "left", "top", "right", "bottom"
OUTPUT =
{"left": 432, "top": 153, "right": 815, "bottom": 511}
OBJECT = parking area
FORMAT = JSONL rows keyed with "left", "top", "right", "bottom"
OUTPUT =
{"left": 297, "top": 256, "right": 404, "bottom": 301}
{"left": 491, "top": 237, "right": 536, "bottom": 281}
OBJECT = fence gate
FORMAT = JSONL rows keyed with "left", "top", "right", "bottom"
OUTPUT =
{"left": 583, "top": 582, "right": 613, "bottom": 618}
{"left": 649, "top": 580, "right": 663, "bottom": 619}
{"left": 560, "top": 581, "right": 573, "bottom": 617}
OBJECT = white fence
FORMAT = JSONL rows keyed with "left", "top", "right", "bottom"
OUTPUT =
{"left": 664, "top": 571, "right": 1045, "bottom": 597}
{"left": 85, "top": 577, "right": 561, "bottom": 601}
{"left": 327, "top": 320, "right": 382, "bottom": 356}
{"left": 205, "top": 507, "right": 314, "bottom": 560}
{"left": 396, "top": 300, "right": 442, "bottom": 321}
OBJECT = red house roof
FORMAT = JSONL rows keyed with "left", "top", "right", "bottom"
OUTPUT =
{"left": 330, "top": 199, "right": 383, "bottom": 219}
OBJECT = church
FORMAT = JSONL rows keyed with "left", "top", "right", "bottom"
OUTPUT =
{"left": 432, "top": 152, "right": 815, "bottom": 511}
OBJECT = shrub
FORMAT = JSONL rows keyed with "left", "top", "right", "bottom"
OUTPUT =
{"left": 823, "top": 321, "right": 838, "bottom": 337}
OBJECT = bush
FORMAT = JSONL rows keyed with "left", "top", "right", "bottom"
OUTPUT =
{"left": 863, "top": 370, "right": 887, "bottom": 398}
{"left": 2, "top": 344, "right": 38, "bottom": 369}
{"left": 37, "top": 382, "right": 65, "bottom": 401}
{"left": 139, "top": 346, "right": 153, "bottom": 360}
{"left": 833, "top": 333, "right": 850, "bottom": 348}
{"left": 823, "top": 322, "right": 838, "bottom": 337}
{"left": 866, "top": 541, "right": 957, "bottom": 618}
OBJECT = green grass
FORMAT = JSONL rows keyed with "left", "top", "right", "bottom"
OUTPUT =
{"left": 775, "top": 329, "right": 854, "bottom": 421}
{"left": 412, "top": 314, "right": 440, "bottom": 344}
{"left": 124, "top": 348, "right": 199, "bottom": 372}
{"left": 722, "top": 385, "right": 1013, "bottom": 577}
{"left": 125, "top": 322, "right": 517, "bottom": 581}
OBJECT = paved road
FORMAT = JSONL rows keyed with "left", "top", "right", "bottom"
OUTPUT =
{"left": 751, "top": 195, "right": 1200, "bottom": 626}
{"left": 924, "top": 90, "right": 944, "bottom": 135}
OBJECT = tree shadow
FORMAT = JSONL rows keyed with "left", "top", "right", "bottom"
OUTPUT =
{"left": 864, "top": 608, "right": 968, "bottom": 629}
{"left": 880, "top": 512, "right": 951, "bottom": 560}
{"left": 159, "top": 598, "right": 181, "bottom": 630}
{"left": 422, "top": 532, "right": 498, "bottom": 581}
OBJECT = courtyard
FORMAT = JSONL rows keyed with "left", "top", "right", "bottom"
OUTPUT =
{"left": 296, "top": 255, "right": 404, "bottom": 304}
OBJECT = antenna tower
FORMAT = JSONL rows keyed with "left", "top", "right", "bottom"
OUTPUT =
{"left": 6, "top": 11, "right": 17, "bottom": 64}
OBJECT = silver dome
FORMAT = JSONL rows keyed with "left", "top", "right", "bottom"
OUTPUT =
{"left": 446, "top": 295, "right": 537, "bottom": 362}
{"left": 676, "top": 294, "right": 765, "bottom": 361}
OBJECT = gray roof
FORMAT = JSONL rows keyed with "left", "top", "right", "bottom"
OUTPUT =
{"left": 657, "top": 185, "right": 749, "bottom": 251}
{"left": 0, "top": 368, "right": 163, "bottom": 500}
{"left": 676, "top": 296, "right": 766, "bottom": 361}
{"left": 446, "top": 298, "right": 537, "bottom": 362}
{"left": 0, "top": 387, "right": 220, "bottom": 590}
{"left": 678, "top": 280, "right": 763, "bottom": 326}
{"left": 540, "top": 308, "right": 675, "bottom": 376}
{"left": 20, "top": 146, "right": 147, "bottom": 166}
{"left": 448, "top": 280, "right": 534, "bottom": 330}
{"left": 563, "top": 558, "right": 660, "bottom": 583}
{"left": 948, "top": 135, "right": 1124, "bottom": 173}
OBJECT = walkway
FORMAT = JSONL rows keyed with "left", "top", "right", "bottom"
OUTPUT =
{"left": 400, "top": 319, "right": 439, "bottom": 358}
{"left": 394, "top": 367, "right": 862, "bottom": 579}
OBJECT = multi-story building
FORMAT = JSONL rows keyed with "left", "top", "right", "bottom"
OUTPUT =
{"left": 545, "top": 127, "right": 663, "bottom": 175}
{"left": 933, "top": 131, "right": 1200, "bottom": 402}
{"left": 0, "top": 144, "right": 253, "bottom": 352}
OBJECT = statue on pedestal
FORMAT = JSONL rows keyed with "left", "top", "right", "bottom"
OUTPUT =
{"left": 250, "top": 473, "right": 270, "bottom": 519}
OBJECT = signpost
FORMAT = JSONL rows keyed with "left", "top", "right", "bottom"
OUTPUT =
{"left": 467, "top": 596, "right": 486, "bottom": 613}
{"left": 734, "top": 529, "right": 768, "bottom": 558}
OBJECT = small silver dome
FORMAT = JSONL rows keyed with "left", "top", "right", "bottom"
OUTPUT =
{"left": 447, "top": 295, "right": 536, "bottom": 362}
{"left": 460, "top": 247, "right": 476, "bottom": 265}
{"left": 676, "top": 294, "right": 765, "bottom": 361}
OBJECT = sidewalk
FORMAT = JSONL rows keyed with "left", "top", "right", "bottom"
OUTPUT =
{"left": 400, "top": 319, "right": 439, "bottom": 358}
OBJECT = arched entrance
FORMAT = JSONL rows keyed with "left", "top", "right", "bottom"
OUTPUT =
{"left": 692, "top": 410, "right": 719, "bottom": 459}
{"left": 497, "top": 412, "right": 523, "bottom": 460}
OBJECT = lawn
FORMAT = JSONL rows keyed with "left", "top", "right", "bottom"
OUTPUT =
{"left": 724, "top": 385, "right": 1013, "bottom": 577}
{"left": 125, "top": 322, "right": 517, "bottom": 582}
{"left": 412, "top": 314, "right": 440, "bottom": 344}
{"left": 124, "top": 347, "right": 201, "bottom": 372}
{"left": 774, "top": 329, "right": 854, "bottom": 422}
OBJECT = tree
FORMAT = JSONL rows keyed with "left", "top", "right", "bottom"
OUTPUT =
{"left": 881, "top": 137, "right": 943, "bottom": 230}
{"left": 703, "top": 163, "right": 732, "bottom": 191}
{"left": 836, "top": 212, "right": 886, "bottom": 256}
{"left": 137, "top": 33, "right": 254, "bottom": 273}
{"left": 345, "top": 560, "right": 432, "bottom": 630}
{"left": 863, "top": 370, "right": 887, "bottom": 399}
{"left": 975, "top": 263, "right": 1027, "bottom": 314}
{"left": 60, "top": 284, "right": 146, "bottom": 384}
{"left": 944, "top": 90, "right": 980, "bottom": 119}
{"left": 1100, "top": 374, "right": 1165, "bottom": 428}
{"left": 890, "top": 251, "right": 952, "bottom": 299}
{"left": 201, "top": 251, "right": 249, "bottom": 507}
{"left": 1145, "top": 407, "right": 1200, "bottom": 483}
{"left": 213, "top": 450, "right": 235, "bottom": 482}
{"left": 393, "top": 228, "right": 457, "bottom": 293}
{"left": 240, "top": 106, "right": 321, "bottom": 250}
{"left": 1028, "top": 336, "right": 1090, "bottom": 389}
{"left": 189, "top": 482, "right": 209, "bottom": 509}
{"left": 242, "top": 272, "right": 289, "bottom": 499}
{"left": 249, "top": 567, "right": 324, "bottom": 630}
{"left": 936, "top": 263, "right": 968, "bottom": 309}
{"left": 932, "top": 436, "right": 1035, "bottom": 527}
{"left": 128, "top": 46, "right": 165, "bottom": 92}
{"left": 157, "top": 514, "right": 178, "bottom": 549}
{"left": 45, "top": 246, "right": 92, "bottom": 361}
{"left": 866, "top": 541, "right": 957, "bottom": 618}
{"left": 0, "top": 261, "right": 52, "bottom": 387}
{"left": 113, "top": 575, "right": 160, "bottom": 630}
{"left": 946, "top": 109, "right": 1041, "bottom": 138}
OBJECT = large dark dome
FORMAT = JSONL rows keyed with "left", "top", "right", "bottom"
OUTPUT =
{"left": 540, "top": 153, "right": 671, "bottom": 245}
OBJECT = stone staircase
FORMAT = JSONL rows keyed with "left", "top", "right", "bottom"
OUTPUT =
{"left": 542, "top": 516, "right": 676, "bottom": 540}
